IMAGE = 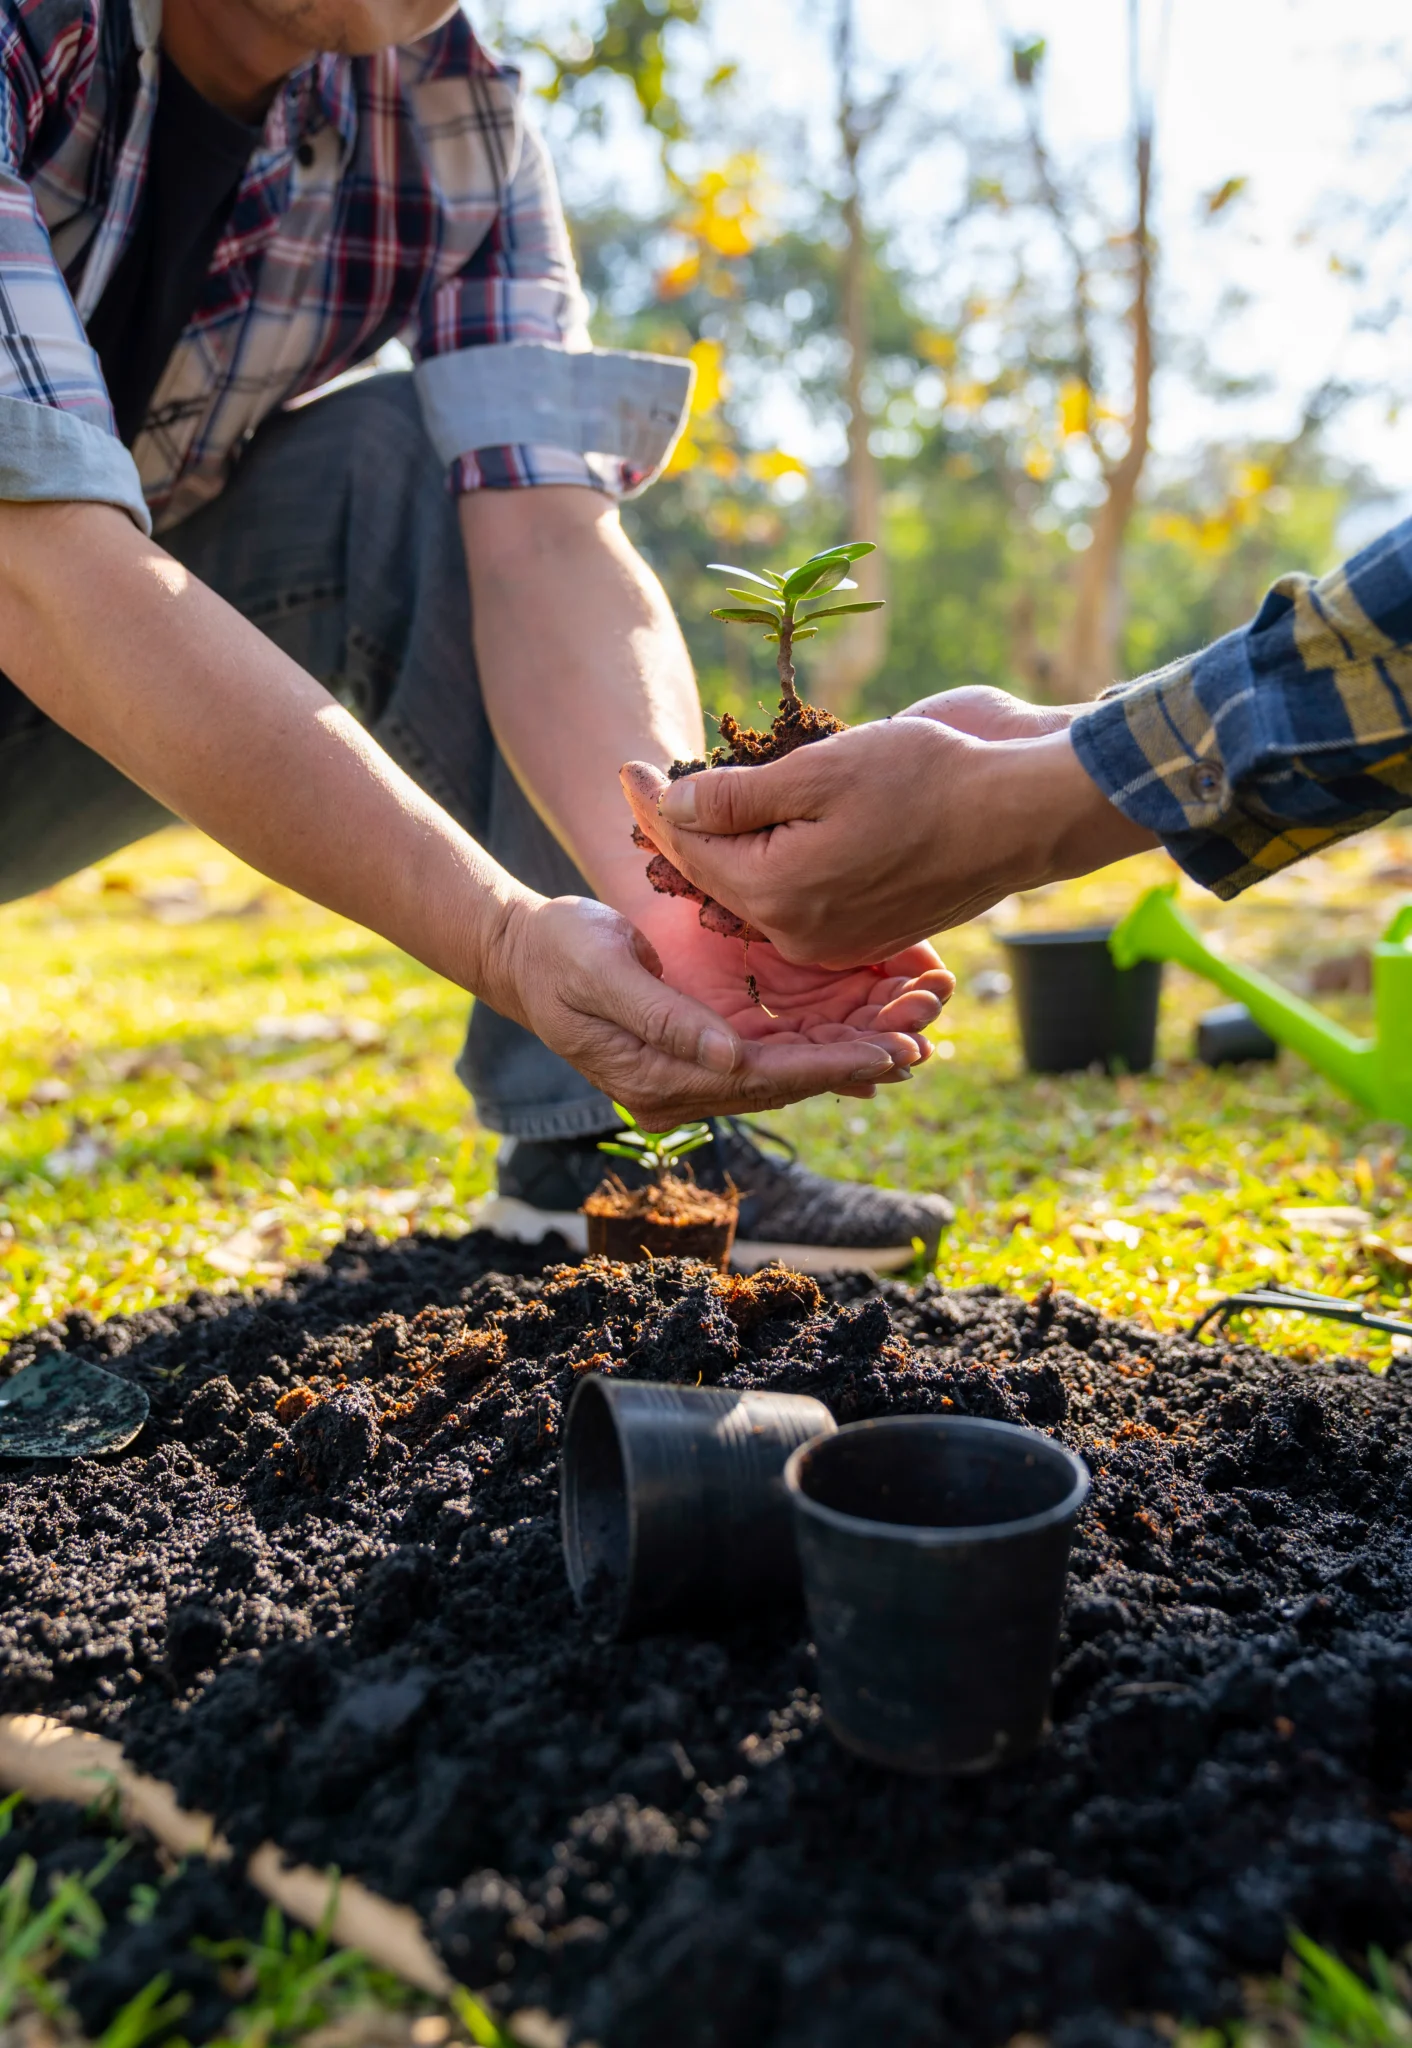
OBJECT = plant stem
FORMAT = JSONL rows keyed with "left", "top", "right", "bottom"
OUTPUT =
{"left": 777, "top": 613, "right": 799, "bottom": 703}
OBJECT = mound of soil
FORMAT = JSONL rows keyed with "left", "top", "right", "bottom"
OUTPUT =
{"left": 637, "top": 694, "right": 848, "bottom": 941}
{"left": 3, "top": 1233, "right": 1412, "bottom": 2048}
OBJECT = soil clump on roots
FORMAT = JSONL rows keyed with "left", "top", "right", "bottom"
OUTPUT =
{"left": 3, "top": 1233, "right": 1412, "bottom": 2046}
{"left": 637, "top": 697, "right": 847, "bottom": 941}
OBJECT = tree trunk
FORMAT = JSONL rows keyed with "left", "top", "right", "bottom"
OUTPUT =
{"left": 1039, "top": 28, "right": 1155, "bottom": 703}
{"left": 810, "top": 0, "right": 889, "bottom": 711}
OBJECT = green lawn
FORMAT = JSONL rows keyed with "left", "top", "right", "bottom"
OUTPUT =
{"left": 3, "top": 820, "right": 1410, "bottom": 1364}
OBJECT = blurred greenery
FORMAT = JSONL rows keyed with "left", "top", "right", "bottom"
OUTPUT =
{"left": 4, "top": 820, "right": 1412, "bottom": 1370}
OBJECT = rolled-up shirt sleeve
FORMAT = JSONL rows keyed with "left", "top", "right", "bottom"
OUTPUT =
{"left": 1069, "top": 517, "right": 1412, "bottom": 897}
{"left": 0, "top": 5, "right": 150, "bottom": 531}
{"left": 412, "top": 111, "right": 692, "bottom": 498}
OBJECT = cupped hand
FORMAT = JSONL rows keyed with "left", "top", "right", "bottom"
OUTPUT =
{"left": 622, "top": 703, "right": 1154, "bottom": 969}
{"left": 497, "top": 894, "right": 918, "bottom": 1127}
{"left": 629, "top": 888, "right": 953, "bottom": 1087}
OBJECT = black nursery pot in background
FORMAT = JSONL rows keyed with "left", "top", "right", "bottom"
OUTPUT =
{"left": 785, "top": 1416, "right": 1089, "bottom": 1775}
{"left": 999, "top": 926, "right": 1163, "bottom": 1074}
{"left": 560, "top": 1374, "right": 837, "bottom": 1638}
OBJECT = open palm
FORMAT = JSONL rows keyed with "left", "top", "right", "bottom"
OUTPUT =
{"left": 632, "top": 889, "right": 953, "bottom": 1065}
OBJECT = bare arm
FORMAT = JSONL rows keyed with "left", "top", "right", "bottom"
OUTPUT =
{"left": 462, "top": 485, "right": 704, "bottom": 921}
{"left": 0, "top": 499, "right": 519, "bottom": 998}
{"left": 0, "top": 498, "right": 912, "bottom": 1118}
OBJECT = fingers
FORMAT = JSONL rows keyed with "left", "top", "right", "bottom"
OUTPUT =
{"left": 628, "top": 749, "right": 827, "bottom": 838}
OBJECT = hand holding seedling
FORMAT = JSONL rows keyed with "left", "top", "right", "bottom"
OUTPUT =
{"left": 623, "top": 689, "right": 1156, "bottom": 969}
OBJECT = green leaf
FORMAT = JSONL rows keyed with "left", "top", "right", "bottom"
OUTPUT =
{"left": 726, "top": 587, "right": 784, "bottom": 611}
{"left": 783, "top": 557, "right": 853, "bottom": 602}
{"left": 798, "top": 540, "right": 875, "bottom": 566}
{"left": 596, "top": 1142, "right": 646, "bottom": 1163}
{"left": 797, "top": 600, "right": 886, "bottom": 622}
{"left": 610, "top": 1103, "right": 641, "bottom": 1130}
{"left": 711, "top": 606, "right": 784, "bottom": 626}
{"left": 706, "top": 563, "right": 785, "bottom": 591}
{"left": 792, "top": 627, "right": 818, "bottom": 639}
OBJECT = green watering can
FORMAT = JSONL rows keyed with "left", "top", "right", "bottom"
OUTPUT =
{"left": 1108, "top": 884, "right": 1412, "bottom": 1124}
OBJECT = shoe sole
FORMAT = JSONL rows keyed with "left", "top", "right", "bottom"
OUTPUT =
{"left": 474, "top": 1196, "right": 931, "bottom": 1277}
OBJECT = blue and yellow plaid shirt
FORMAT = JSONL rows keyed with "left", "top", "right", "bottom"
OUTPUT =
{"left": 1070, "top": 518, "right": 1412, "bottom": 896}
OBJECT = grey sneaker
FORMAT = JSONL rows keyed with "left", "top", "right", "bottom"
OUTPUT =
{"left": 477, "top": 1118, "right": 953, "bottom": 1276}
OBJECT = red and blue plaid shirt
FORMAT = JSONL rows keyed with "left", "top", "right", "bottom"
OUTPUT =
{"left": 0, "top": 0, "right": 691, "bottom": 533}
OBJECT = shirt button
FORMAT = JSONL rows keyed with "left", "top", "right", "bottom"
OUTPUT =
{"left": 1191, "top": 762, "right": 1224, "bottom": 803}
{"left": 296, "top": 140, "right": 317, "bottom": 169}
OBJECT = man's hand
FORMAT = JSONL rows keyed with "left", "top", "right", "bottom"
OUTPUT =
{"left": 494, "top": 894, "right": 921, "bottom": 1125}
{"left": 622, "top": 690, "right": 1157, "bottom": 970}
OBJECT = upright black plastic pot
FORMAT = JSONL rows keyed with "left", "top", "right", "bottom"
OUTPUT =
{"left": 560, "top": 1374, "right": 836, "bottom": 1637}
{"left": 999, "top": 926, "right": 1162, "bottom": 1074}
{"left": 785, "top": 1416, "right": 1089, "bottom": 1774}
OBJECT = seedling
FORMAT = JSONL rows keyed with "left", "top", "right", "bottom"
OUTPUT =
{"left": 586, "top": 1108, "right": 737, "bottom": 1267}
{"left": 597, "top": 1105, "right": 713, "bottom": 1179}
{"left": 708, "top": 540, "right": 882, "bottom": 703}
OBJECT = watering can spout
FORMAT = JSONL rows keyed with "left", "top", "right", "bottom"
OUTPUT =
{"left": 1108, "top": 885, "right": 1409, "bottom": 1121}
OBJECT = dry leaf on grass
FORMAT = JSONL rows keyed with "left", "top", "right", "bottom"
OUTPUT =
{"left": 203, "top": 1211, "right": 288, "bottom": 1278}
{"left": 1279, "top": 1205, "right": 1374, "bottom": 1238}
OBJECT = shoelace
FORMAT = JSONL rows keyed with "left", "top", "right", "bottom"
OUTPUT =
{"left": 712, "top": 1115, "right": 800, "bottom": 1172}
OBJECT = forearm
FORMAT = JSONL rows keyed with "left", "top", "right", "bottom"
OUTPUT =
{"left": 462, "top": 487, "right": 704, "bottom": 916}
{"left": 0, "top": 500, "right": 528, "bottom": 1005}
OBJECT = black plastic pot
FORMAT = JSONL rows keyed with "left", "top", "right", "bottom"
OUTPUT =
{"left": 999, "top": 927, "right": 1162, "bottom": 1074}
{"left": 784, "top": 1416, "right": 1090, "bottom": 1775}
{"left": 1196, "top": 1002, "right": 1279, "bottom": 1067}
{"left": 560, "top": 1374, "right": 836, "bottom": 1638}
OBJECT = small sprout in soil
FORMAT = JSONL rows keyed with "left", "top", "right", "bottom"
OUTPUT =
{"left": 596, "top": 1105, "right": 713, "bottom": 1179}
{"left": 586, "top": 1107, "right": 737, "bottom": 1264}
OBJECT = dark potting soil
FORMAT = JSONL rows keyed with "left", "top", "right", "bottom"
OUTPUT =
{"left": 637, "top": 693, "right": 848, "bottom": 941}
{"left": 3, "top": 1232, "right": 1412, "bottom": 2048}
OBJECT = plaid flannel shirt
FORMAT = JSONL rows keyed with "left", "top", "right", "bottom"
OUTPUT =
{"left": 0, "top": 0, "right": 692, "bottom": 534}
{"left": 1070, "top": 517, "right": 1412, "bottom": 897}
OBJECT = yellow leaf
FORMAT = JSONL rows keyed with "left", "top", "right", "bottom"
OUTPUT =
{"left": 656, "top": 252, "right": 700, "bottom": 300}
{"left": 745, "top": 449, "right": 808, "bottom": 481}
{"left": 686, "top": 337, "right": 727, "bottom": 415}
{"left": 1058, "top": 378, "right": 1090, "bottom": 439}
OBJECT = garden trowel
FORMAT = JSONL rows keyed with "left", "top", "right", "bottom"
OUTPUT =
{"left": 0, "top": 1352, "right": 149, "bottom": 1458}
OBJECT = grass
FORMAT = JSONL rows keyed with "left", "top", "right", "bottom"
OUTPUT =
{"left": 0, "top": 1792, "right": 523, "bottom": 2048}
{"left": 2, "top": 820, "right": 1411, "bottom": 1364}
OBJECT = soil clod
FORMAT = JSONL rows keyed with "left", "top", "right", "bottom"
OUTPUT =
{"left": 3, "top": 1232, "right": 1412, "bottom": 2045}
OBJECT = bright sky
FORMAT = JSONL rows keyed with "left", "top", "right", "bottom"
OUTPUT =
{"left": 491, "top": 0, "right": 1412, "bottom": 519}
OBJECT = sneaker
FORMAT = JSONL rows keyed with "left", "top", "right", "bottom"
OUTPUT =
{"left": 477, "top": 1117, "right": 953, "bottom": 1276}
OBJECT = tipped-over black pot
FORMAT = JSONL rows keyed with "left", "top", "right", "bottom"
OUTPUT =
{"left": 560, "top": 1374, "right": 836, "bottom": 1638}
{"left": 785, "top": 1415, "right": 1089, "bottom": 1774}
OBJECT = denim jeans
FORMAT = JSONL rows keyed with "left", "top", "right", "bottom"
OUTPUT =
{"left": 0, "top": 371, "right": 615, "bottom": 1141}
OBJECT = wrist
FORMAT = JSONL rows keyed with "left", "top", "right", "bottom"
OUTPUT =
{"left": 1012, "top": 728, "right": 1159, "bottom": 881}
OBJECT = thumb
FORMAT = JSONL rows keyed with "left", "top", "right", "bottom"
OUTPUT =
{"left": 654, "top": 753, "right": 817, "bottom": 837}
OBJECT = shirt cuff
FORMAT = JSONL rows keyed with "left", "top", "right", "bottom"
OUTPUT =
{"left": 449, "top": 445, "right": 640, "bottom": 496}
{"left": 415, "top": 342, "right": 694, "bottom": 499}
{"left": 0, "top": 394, "right": 151, "bottom": 535}
{"left": 1069, "top": 641, "right": 1398, "bottom": 899}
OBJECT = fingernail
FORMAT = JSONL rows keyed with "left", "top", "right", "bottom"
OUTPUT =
{"left": 660, "top": 779, "right": 697, "bottom": 825}
{"left": 699, "top": 1025, "right": 737, "bottom": 1072}
{"left": 849, "top": 1044, "right": 895, "bottom": 1079}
